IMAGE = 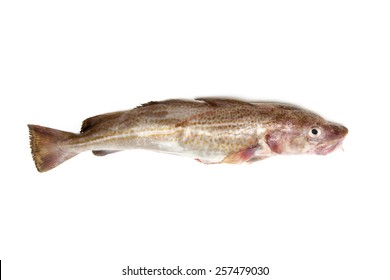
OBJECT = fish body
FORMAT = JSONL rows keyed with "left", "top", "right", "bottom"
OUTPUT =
{"left": 28, "top": 98, "right": 348, "bottom": 172}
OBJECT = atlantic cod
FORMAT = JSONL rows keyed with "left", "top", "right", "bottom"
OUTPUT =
{"left": 28, "top": 98, "right": 348, "bottom": 172}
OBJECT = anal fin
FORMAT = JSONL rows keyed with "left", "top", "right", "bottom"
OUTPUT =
{"left": 92, "top": 150, "right": 122, "bottom": 156}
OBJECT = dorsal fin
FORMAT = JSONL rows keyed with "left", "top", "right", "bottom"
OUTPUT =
{"left": 80, "top": 111, "right": 125, "bottom": 133}
{"left": 195, "top": 98, "right": 253, "bottom": 107}
{"left": 137, "top": 98, "right": 253, "bottom": 109}
{"left": 137, "top": 99, "right": 194, "bottom": 108}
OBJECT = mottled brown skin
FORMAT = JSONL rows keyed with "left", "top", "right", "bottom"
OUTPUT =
{"left": 28, "top": 98, "right": 348, "bottom": 172}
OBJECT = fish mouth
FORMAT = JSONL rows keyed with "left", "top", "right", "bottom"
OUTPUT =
{"left": 315, "top": 140, "right": 343, "bottom": 155}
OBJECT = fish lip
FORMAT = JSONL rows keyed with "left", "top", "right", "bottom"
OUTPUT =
{"left": 315, "top": 140, "right": 343, "bottom": 155}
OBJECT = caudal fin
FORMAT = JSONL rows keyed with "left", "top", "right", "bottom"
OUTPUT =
{"left": 28, "top": 125, "right": 79, "bottom": 172}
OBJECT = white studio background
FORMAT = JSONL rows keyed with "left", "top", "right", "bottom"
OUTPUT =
{"left": 0, "top": 1, "right": 389, "bottom": 279}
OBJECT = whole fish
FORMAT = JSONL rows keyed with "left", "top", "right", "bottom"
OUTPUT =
{"left": 28, "top": 98, "right": 348, "bottom": 172}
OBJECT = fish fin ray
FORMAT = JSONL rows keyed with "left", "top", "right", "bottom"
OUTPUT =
{"left": 92, "top": 150, "right": 122, "bottom": 156}
{"left": 28, "top": 125, "right": 78, "bottom": 172}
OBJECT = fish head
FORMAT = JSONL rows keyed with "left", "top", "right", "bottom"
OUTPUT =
{"left": 310, "top": 122, "right": 349, "bottom": 155}
{"left": 265, "top": 111, "right": 348, "bottom": 156}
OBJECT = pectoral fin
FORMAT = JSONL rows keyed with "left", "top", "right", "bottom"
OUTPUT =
{"left": 222, "top": 146, "right": 259, "bottom": 164}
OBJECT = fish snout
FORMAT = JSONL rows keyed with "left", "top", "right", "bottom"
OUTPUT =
{"left": 328, "top": 123, "right": 348, "bottom": 139}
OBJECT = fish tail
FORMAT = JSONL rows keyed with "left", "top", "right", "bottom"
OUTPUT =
{"left": 28, "top": 124, "right": 79, "bottom": 172}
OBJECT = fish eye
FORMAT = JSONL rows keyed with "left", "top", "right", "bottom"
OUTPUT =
{"left": 309, "top": 127, "right": 321, "bottom": 138}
